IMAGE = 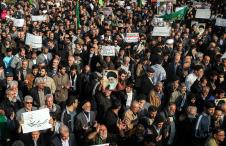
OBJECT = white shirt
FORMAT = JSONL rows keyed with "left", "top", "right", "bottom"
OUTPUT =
{"left": 43, "top": 54, "right": 48, "bottom": 60}
{"left": 61, "top": 138, "right": 69, "bottom": 146}
{"left": 126, "top": 92, "right": 133, "bottom": 107}
{"left": 185, "top": 72, "right": 198, "bottom": 92}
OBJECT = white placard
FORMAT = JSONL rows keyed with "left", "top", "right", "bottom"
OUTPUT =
{"left": 101, "top": 46, "right": 115, "bottom": 56}
{"left": 152, "top": 27, "right": 171, "bottom": 36}
{"left": 215, "top": 18, "right": 226, "bottom": 27}
{"left": 125, "top": 33, "right": 139, "bottom": 43}
{"left": 31, "top": 15, "right": 47, "bottom": 22}
{"left": 22, "top": 108, "right": 51, "bottom": 133}
{"left": 157, "top": 0, "right": 176, "bottom": 4}
{"left": 195, "top": 9, "right": 211, "bottom": 19}
{"left": 25, "top": 33, "right": 42, "bottom": 48}
{"left": 91, "top": 144, "right": 110, "bottom": 146}
{"left": 13, "top": 18, "right": 24, "bottom": 27}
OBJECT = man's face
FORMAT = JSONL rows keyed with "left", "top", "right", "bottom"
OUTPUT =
{"left": 68, "top": 57, "right": 74, "bottom": 65}
{"left": 147, "top": 72, "right": 154, "bottom": 78}
{"left": 20, "top": 50, "right": 26, "bottom": 57}
{"left": 223, "top": 60, "right": 226, "bottom": 67}
{"left": 125, "top": 86, "right": 132, "bottom": 93}
{"left": 83, "top": 102, "right": 91, "bottom": 112}
{"left": 149, "top": 111, "right": 157, "bottom": 119}
{"left": 60, "top": 129, "right": 69, "bottom": 141}
{"left": 214, "top": 110, "right": 222, "bottom": 121}
{"left": 6, "top": 91, "right": 14, "bottom": 101}
{"left": 131, "top": 103, "right": 140, "bottom": 113}
{"left": 196, "top": 69, "right": 204, "bottom": 78}
{"left": 60, "top": 67, "right": 66, "bottom": 75}
{"left": 215, "top": 131, "right": 225, "bottom": 142}
{"left": 208, "top": 108, "right": 215, "bottom": 116}
{"left": 104, "top": 89, "right": 112, "bottom": 97}
{"left": 46, "top": 98, "right": 53, "bottom": 108}
{"left": 169, "top": 105, "right": 176, "bottom": 115}
{"left": 32, "top": 68, "right": 39, "bottom": 76}
{"left": 157, "top": 122, "right": 164, "bottom": 129}
{"left": 43, "top": 48, "right": 49, "bottom": 54}
{"left": 24, "top": 99, "right": 33, "bottom": 110}
{"left": 99, "top": 125, "right": 108, "bottom": 139}
{"left": 6, "top": 76, "right": 13, "bottom": 82}
{"left": 22, "top": 61, "right": 28, "bottom": 69}
{"left": 38, "top": 82, "right": 45, "bottom": 89}
{"left": 32, "top": 131, "right": 40, "bottom": 141}
{"left": 120, "top": 73, "right": 127, "bottom": 81}
{"left": 40, "top": 69, "right": 46, "bottom": 77}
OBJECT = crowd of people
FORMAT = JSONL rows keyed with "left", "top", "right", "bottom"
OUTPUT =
{"left": 0, "top": 0, "right": 226, "bottom": 146}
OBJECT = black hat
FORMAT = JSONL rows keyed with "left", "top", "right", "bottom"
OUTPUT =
{"left": 107, "top": 71, "right": 117, "bottom": 78}
{"left": 6, "top": 72, "right": 14, "bottom": 77}
{"left": 81, "top": 100, "right": 91, "bottom": 107}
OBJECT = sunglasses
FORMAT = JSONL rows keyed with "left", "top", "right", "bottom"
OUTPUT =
{"left": 25, "top": 102, "right": 33, "bottom": 104}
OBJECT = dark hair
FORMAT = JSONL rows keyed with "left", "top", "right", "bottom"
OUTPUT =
{"left": 194, "top": 65, "right": 203, "bottom": 71}
{"left": 118, "top": 69, "right": 127, "bottom": 76}
{"left": 111, "top": 99, "right": 122, "bottom": 109}
{"left": 32, "top": 64, "right": 39, "bottom": 70}
{"left": 148, "top": 106, "right": 158, "bottom": 113}
{"left": 70, "top": 65, "right": 77, "bottom": 71}
{"left": 205, "top": 101, "right": 215, "bottom": 109}
{"left": 66, "top": 96, "right": 77, "bottom": 106}
{"left": 212, "top": 128, "right": 224, "bottom": 135}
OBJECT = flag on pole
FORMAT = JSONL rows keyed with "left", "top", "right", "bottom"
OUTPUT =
{"left": 76, "top": 0, "right": 81, "bottom": 28}
{"left": 160, "top": 6, "right": 189, "bottom": 21}
{"left": 99, "top": 0, "right": 104, "bottom": 6}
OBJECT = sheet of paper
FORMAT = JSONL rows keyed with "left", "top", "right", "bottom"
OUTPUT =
{"left": 22, "top": 108, "right": 51, "bottom": 133}
{"left": 25, "top": 33, "right": 42, "bottom": 48}
{"left": 101, "top": 46, "right": 116, "bottom": 56}
{"left": 152, "top": 27, "right": 171, "bottom": 36}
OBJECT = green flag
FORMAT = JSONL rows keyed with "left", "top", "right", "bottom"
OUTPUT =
{"left": 137, "top": 0, "right": 142, "bottom": 7}
{"left": 160, "top": 6, "right": 189, "bottom": 21}
{"left": 28, "top": 0, "right": 33, "bottom": 5}
{"left": 99, "top": 0, "right": 104, "bottom": 6}
{"left": 76, "top": 0, "right": 81, "bottom": 29}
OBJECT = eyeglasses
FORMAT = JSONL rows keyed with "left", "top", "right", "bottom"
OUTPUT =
{"left": 25, "top": 102, "right": 33, "bottom": 104}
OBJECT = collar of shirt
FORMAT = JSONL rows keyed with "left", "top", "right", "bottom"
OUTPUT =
{"left": 61, "top": 138, "right": 69, "bottom": 146}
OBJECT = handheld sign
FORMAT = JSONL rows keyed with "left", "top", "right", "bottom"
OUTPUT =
{"left": 31, "top": 15, "right": 47, "bottom": 22}
{"left": 25, "top": 33, "right": 42, "bottom": 48}
{"left": 101, "top": 46, "right": 116, "bottom": 56}
{"left": 125, "top": 33, "right": 139, "bottom": 43}
{"left": 195, "top": 9, "right": 211, "bottom": 19}
{"left": 21, "top": 108, "right": 52, "bottom": 133}
{"left": 215, "top": 18, "right": 226, "bottom": 27}
{"left": 13, "top": 18, "right": 24, "bottom": 27}
{"left": 152, "top": 27, "right": 171, "bottom": 36}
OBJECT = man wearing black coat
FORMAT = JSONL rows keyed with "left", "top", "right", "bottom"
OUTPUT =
{"left": 136, "top": 66, "right": 155, "bottom": 96}
{"left": 49, "top": 125, "right": 76, "bottom": 146}
{"left": 29, "top": 77, "right": 51, "bottom": 107}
